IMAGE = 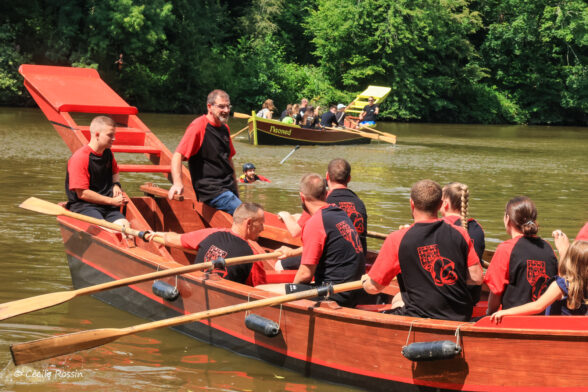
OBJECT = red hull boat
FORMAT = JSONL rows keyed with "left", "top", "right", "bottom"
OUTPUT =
{"left": 16, "top": 64, "right": 588, "bottom": 391}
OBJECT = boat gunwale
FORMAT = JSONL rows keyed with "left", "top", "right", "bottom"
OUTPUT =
{"left": 57, "top": 215, "right": 588, "bottom": 339}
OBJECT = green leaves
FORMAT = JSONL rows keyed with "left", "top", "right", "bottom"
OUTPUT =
{"left": 0, "top": 0, "right": 585, "bottom": 124}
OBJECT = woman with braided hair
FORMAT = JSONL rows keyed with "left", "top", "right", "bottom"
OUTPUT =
{"left": 441, "top": 182, "right": 486, "bottom": 264}
{"left": 441, "top": 182, "right": 486, "bottom": 303}
{"left": 484, "top": 196, "right": 558, "bottom": 315}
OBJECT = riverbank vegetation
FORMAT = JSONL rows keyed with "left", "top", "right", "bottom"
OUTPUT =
{"left": 1, "top": 0, "right": 586, "bottom": 124}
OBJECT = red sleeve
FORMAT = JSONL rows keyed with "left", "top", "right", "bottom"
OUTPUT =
{"left": 300, "top": 211, "right": 326, "bottom": 266}
{"left": 180, "top": 228, "right": 223, "bottom": 250}
{"left": 67, "top": 146, "right": 90, "bottom": 190}
{"left": 175, "top": 116, "right": 206, "bottom": 159}
{"left": 484, "top": 240, "right": 513, "bottom": 295}
{"left": 450, "top": 224, "right": 479, "bottom": 267}
{"left": 228, "top": 127, "right": 236, "bottom": 159}
{"left": 111, "top": 153, "right": 119, "bottom": 175}
{"left": 245, "top": 240, "right": 266, "bottom": 286}
{"left": 257, "top": 175, "right": 271, "bottom": 183}
{"left": 576, "top": 222, "right": 588, "bottom": 241}
{"left": 368, "top": 229, "right": 406, "bottom": 286}
{"left": 297, "top": 211, "right": 311, "bottom": 229}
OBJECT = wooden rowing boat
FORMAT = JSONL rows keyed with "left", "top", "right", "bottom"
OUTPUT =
{"left": 247, "top": 114, "right": 371, "bottom": 145}
{"left": 15, "top": 64, "right": 588, "bottom": 391}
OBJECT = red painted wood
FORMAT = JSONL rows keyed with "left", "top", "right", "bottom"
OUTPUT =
{"left": 19, "top": 65, "right": 137, "bottom": 115}
{"left": 111, "top": 145, "right": 161, "bottom": 155}
{"left": 118, "top": 164, "right": 171, "bottom": 173}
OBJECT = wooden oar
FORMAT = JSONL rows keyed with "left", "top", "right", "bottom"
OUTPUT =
{"left": 233, "top": 112, "right": 251, "bottom": 119}
{"left": 230, "top": 125, "right": 249, "bottom": 139}
{"left": 344, "top": 126, "right": 397, "bottom": 144}
{"left": 366, "top": 230, "right": 389, "bottom": 240}
{"left": 10, "top": 279, "right": 361, "bottom": 365}
{"left": 19, "top": 197, "right": 173, "bottom": 249}
{"left": 358, "top": 125, "right": 396, "bottom": 140}
{"left": 324, "top": 126, "right": 396, "bottom": 145}
{"left": 0, "top": 247, "right": 300, "bottom": 322}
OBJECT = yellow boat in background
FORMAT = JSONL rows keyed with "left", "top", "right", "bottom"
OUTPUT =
{"left": 344, "top": 85, "right": 391, "bottom": 116}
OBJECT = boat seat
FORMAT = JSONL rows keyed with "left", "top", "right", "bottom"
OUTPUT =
{"left": 118, "top": 164, "right": 171, "bottom": 173}
{"left": 474, "top": 315, "right": 588, "bottom": 330}
{"left": 79, "top": 126, "right": 147, "bottom": 146}
{"left": 111, "top": 145, "right": 161, "bottom": 155}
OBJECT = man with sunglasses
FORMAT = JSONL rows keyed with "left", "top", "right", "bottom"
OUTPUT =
{"left": 168, "top": 89, "right": 241, "bottom": 214}
{"left": 359, "top": 96, "right": 379, "bottom": 126}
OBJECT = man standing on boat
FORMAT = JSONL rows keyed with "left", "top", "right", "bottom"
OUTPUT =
{"left": 266, "top": 173, "right": 366, "bottom": 307}
{"left": 362, "top": 179, "right": 483, "bottom": 321}
{"left": 66, "top": 115, "right": 130, "bottom": 229}
{"left": 359, "top": 96, "right": 379, "bottom": 126}
{"left": 146, "top": 203, "right": 268, "bottom": 285}
{"left": 168, "top": 89, "right": 241, "bottom": 214}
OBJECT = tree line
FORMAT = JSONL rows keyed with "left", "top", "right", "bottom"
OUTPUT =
{"left": 0, "top": 0, "right": 586, "bottom": 125}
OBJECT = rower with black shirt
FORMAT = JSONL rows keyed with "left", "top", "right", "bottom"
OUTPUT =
{"left": 146, "top": 203, "right": 268, "bottom": 286}
{"left": 363, "top": 179, "right": 483, "bottom": 321}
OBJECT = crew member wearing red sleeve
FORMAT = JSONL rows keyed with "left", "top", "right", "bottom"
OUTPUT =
{"left": 363, "top": 179, "right": 483, "bottom": 321}
{"left": 147, "top": 203, "right": 268, "bottom": 286}
{"left": 275, "top": 158, "right": 367, "bottom": 271}
{"left": 268, "top": 173, "right": 366, "bottom": 307}
{"left": 66, "top": 116, "right": 129, "bottom": 227}
{"left": 485, "top": 196, "right": 558, "bottom": 314}
{"left": 577, "top": 222, "right": 588, "bottom": 241}
{"left": 167, "top": 89, "right": 241, "bottom": 214}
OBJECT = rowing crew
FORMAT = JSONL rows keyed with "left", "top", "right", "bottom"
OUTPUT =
{"left": 66, "top": 98, "right": 587, "bottom": 323}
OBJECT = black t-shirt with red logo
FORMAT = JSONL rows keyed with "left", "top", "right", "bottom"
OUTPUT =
{"left": 369, "top": 219, "right": 479, "bottom": 321}
{"left": 176, "top": 115, "right": 237, "bottom": 202}
{"left": 66, "top": 145, "right": 119, "bottom": 211}
{"left": 484, "top": 235, "right": 557, "bottom": 310}
{"left": 301, "top": 204, "right": 365, "bottom": 306}
{"left": 442, "top": 215, "right": 485, "bottom": 264}
{"left": 326, "top": 188, "right": 368, "bottom": 255}
{"left": 181, "top": 228, "right": 266, "bottom": 286}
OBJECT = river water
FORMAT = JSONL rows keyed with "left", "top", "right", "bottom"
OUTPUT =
{"left": 0, "top": 107, "right": 586, "bottom": 391}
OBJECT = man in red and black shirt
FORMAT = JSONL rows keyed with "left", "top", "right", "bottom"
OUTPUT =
{"left": 276, "top": 159, "right": 368, "bottom": 271}
{"left": 66, "top": 116, "right": 129, "bottom": 226}
{"left": 149, "top": 203, "right": 268, "bottom": 286}
{"left": 168, "top": 89, "right": 241, "bottom": 214}
{"left": 272, "top": 173, "right": 366, "bottom": 307}
{"left": 326, "top": 158, "right": 368, "bottom": 255}
{"left": 362, "top": 180, "right": 483, "bottom": 321}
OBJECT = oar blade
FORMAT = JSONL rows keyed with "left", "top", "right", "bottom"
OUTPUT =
{"left": 233, "top": 112, "right": 251, "bottom": 119}
{"left": 11, "top": 328, "right": 124, "bottom": 366}
{"left": 0, "top": 291, "right": 78, "bottom": 321}
{"left": 19, "top": 197, "right": 65, "bottom": 216}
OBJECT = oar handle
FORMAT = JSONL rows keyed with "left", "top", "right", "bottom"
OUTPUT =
{"left": 366, "top": 230, "right": 389, "bottom": 240}
{"left": 75, "top": 250, "right": 289, "bottom": 296}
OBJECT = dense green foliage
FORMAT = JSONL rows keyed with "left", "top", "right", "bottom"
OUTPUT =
{"left": 0, "top": 0, "right": 585, "bottom": 124}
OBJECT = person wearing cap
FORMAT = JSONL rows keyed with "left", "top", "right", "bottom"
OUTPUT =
{"left": 320, "top": 105, "right": 338, "bottom": 128}
{"left": 336, "top": 104, "right": 347, "bottom": 127}
{"left": 239, "top": 163, "right": 271, "bottom": 184}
